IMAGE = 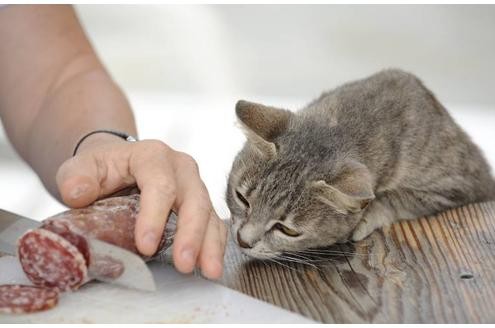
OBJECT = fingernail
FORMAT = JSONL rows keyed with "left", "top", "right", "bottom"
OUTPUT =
{"left": 143, "top": 232, "right": 159, "bottom": 252}
{"left": 181, "top": 248, "right": 195, "bottom": 266}
{"left": 70, "top": 184, "right": 89, "bottom": 199}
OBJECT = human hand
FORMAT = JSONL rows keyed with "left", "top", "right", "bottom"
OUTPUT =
{"left": 55, "top": 133, "right": 227, "bottom": 279}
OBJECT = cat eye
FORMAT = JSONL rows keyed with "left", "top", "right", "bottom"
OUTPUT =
{"left": 273, "top": 223, "right": 301, "bottom": 237}
{"left": 235, "top": 190, "right": 250, "bottom": 208}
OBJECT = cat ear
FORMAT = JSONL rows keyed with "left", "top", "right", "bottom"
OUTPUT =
{"left": 311, "top": 161, "right": 375, "bottom": 214}
{"left": 236, "top": 100, "right": 292, "bottom": 158}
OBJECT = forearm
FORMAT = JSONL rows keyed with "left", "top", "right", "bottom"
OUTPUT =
{"left": 0, "top": 5, "right": 227, "bottom": 278}
{"left": 27, "top": 65, "right": 137, "bottom": 199}
{"left": 0, "top": 5, "right": 137, "bottom": 199}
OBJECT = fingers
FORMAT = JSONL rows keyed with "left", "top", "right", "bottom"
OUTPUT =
{"left": 172, "top": 153, "right": 214, "bottom": 274}
{"left": 56, "top": 155, "right": 101, "bottom": 208}
{"left": 56, "top": 137, "right": 227, "bottom": 277}
{"left": 196, "top": 212, "right": 227, "bottom": 280}
{"left": 133, "top": 149, "right": 227, "bottom": 277}
{"left": 129, "top": 142, "right": 177, "bottom": 256}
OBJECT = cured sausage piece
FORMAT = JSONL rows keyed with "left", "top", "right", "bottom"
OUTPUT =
{"left": 0, "top": 284, "right": 59, "bottom": 314}
{"left": 41, "top": 194, "right": 142, "bottom": 256}
{"left": 17, "top": 228, "right": 88, "bottom": 292}
{"left": 17, "top": 194, "right": 175, "bottom": 292}
{"left": 88, "top": 255, "right": 125, "bottom": 280}
{"left": 39, "top": 194, "right": 175, "bottom": 262}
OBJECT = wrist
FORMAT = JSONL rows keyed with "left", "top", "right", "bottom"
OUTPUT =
{"left": 74, "top": 131, "right": 135, "bottom": 155}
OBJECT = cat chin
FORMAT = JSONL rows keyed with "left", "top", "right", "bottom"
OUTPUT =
{"left": 240, "top": 248, "right": 281, "bottom": 260}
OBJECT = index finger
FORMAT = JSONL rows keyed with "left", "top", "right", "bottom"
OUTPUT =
{"left": 129, "top": 142, "right": 177, "bottom": 256}
{"left": 172, "top": 153, "right": 214, "bottom": 274}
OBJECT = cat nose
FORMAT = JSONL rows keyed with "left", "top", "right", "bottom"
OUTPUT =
{"left": 237, "top": 230, "right": 252, "bottom": 249}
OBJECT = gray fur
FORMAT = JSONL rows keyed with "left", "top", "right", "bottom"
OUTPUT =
{"left": 226, "top": 69, "right": 495, "bottom": 259}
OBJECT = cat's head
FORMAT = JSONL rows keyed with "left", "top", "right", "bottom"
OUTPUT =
{"left": 226, "top": 100, "right": 375, "bottom": 259}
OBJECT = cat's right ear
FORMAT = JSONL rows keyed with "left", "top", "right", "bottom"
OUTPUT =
{"left": 235, "top": 100, "right": 292, "bottom": 158}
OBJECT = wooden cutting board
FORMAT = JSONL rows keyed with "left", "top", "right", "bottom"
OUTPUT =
{"left": 0, "top": 256, "right": 314, "bottom": 323}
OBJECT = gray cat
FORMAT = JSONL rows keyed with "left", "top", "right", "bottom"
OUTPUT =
{"left": 226, "top": 68, "right": 495, "bottom": 260}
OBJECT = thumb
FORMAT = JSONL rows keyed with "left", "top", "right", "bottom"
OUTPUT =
{"left": 56, "top": 156, "right": 101, "bottom": 208}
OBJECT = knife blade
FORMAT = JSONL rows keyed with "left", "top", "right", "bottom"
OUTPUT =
{"left": 87, "top": 238, "right": 156, "bottom": 292}
{"left": 0, "top": 208, "right": 156, "bottom": 292}
{"left": 0, "top": 208, "right": 40, "bottom": 256}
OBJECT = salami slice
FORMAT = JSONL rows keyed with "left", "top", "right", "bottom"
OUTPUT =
{"left": 17, "top": 229, "right": 88, "bottom": 292}
{"left": 0, "top": 284, "right": 59, "bottom": 314}
{"left": 16, "top": 194, "right": 175, "bottom": 292}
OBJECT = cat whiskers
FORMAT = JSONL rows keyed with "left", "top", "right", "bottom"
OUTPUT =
{"left": 279, "top": 247, "right": 374, "bottom": 268}
{"left": 235, "top": 249, "right": 305, "bottom": 273}
{"left": 283, "top": 251, "right": 330, "bottom": 262}
{"left": 295, "top": 248, "right": 373, "bottom": 257}
{"left": 273, "top": 252, "right": 339, "bottom": 272}
{"left": 265, "top": 258, "right": 306, "bottom": 273}
{"left": 276, "top": 254, "right": 319, "bottom": 269}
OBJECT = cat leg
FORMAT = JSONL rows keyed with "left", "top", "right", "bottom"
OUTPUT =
{"left": 351, "top": 188, "right": 459, "bottom": 241}
{"left": 351, "top": 199, "right": 397, "bottom": 241}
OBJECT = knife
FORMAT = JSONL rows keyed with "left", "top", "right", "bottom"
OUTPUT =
{"left": 0, "top": 208, "right": 156, "bottom": 292}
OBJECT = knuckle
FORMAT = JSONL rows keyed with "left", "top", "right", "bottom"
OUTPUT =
{"left": 176, "top": 152, "right": 199, "bottom": 172}
{"left": 196, "top": 193, "right": 213, "bottom": 213}
{"left": 202, "top": 205, "right": 213, "bottom": 218}
{"left": 198, "top": 203, "right": 215, "bottom": 222}
{"left": 142, "top": 139, "right": 171, "bottom": 154}
{"left": 154, "top": 178, "right": 177, "bottom": 198}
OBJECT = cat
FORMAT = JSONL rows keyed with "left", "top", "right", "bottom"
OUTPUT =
{"left": 226, "top": 68, "right": 495, "bottom": 260}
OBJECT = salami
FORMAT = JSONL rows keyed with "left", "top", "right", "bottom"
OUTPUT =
{"left": 16, "top": 194, "right": 175, "bottom": 292}
{"left": 0, "top": 285, "right": 59, "bottom": 314}
{"left": 18, "top": 229, "right": 88, "bottom": 291}
{"left": 41, "top": 194, "right": 143, "bottom": 255}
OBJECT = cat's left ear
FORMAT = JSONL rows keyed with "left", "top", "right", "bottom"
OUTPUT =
{"left": 311, "top": 161, "right": 375, "bottom": 214}
{"left": 236, "top": 100, "right": 293, "bottom": 158}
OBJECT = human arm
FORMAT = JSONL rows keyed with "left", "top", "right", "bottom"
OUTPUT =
{"left": 0, "top": 5, "right": 226, "bottom": 279}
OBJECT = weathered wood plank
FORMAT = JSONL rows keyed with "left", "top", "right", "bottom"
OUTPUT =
{"left": 219, "top": 201, "right": 495, "bottom": 323}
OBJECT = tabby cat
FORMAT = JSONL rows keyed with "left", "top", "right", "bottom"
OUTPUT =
{"left": 226, "top": 69, "right": 495, "bottom": 259}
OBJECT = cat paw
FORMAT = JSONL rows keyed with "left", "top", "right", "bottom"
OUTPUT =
{"left": 351, "top": 219, "right": 375, "bottom": 241}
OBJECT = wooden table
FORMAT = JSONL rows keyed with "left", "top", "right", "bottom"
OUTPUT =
{"left": 2, "top": 202, "right": 494, "bottom": 323}
{"left": 219, "top": 201, "right": 495, "bottom": 323}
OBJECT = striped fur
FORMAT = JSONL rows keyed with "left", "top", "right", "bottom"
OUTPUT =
{"left": 226, "top": 69, "right": 495, "bottom": 259}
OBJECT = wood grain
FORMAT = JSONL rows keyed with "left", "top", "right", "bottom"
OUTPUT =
{"left": 219, "top": 201, "right": 495, "bottom": 323}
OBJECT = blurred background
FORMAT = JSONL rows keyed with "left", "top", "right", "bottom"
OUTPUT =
{"left": 1, "top": 5, "right": 494, "bottom": 220}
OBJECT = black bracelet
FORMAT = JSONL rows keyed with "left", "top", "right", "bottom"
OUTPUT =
{"left": 72, "top": 129, "right": 138, "bottom": 156}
